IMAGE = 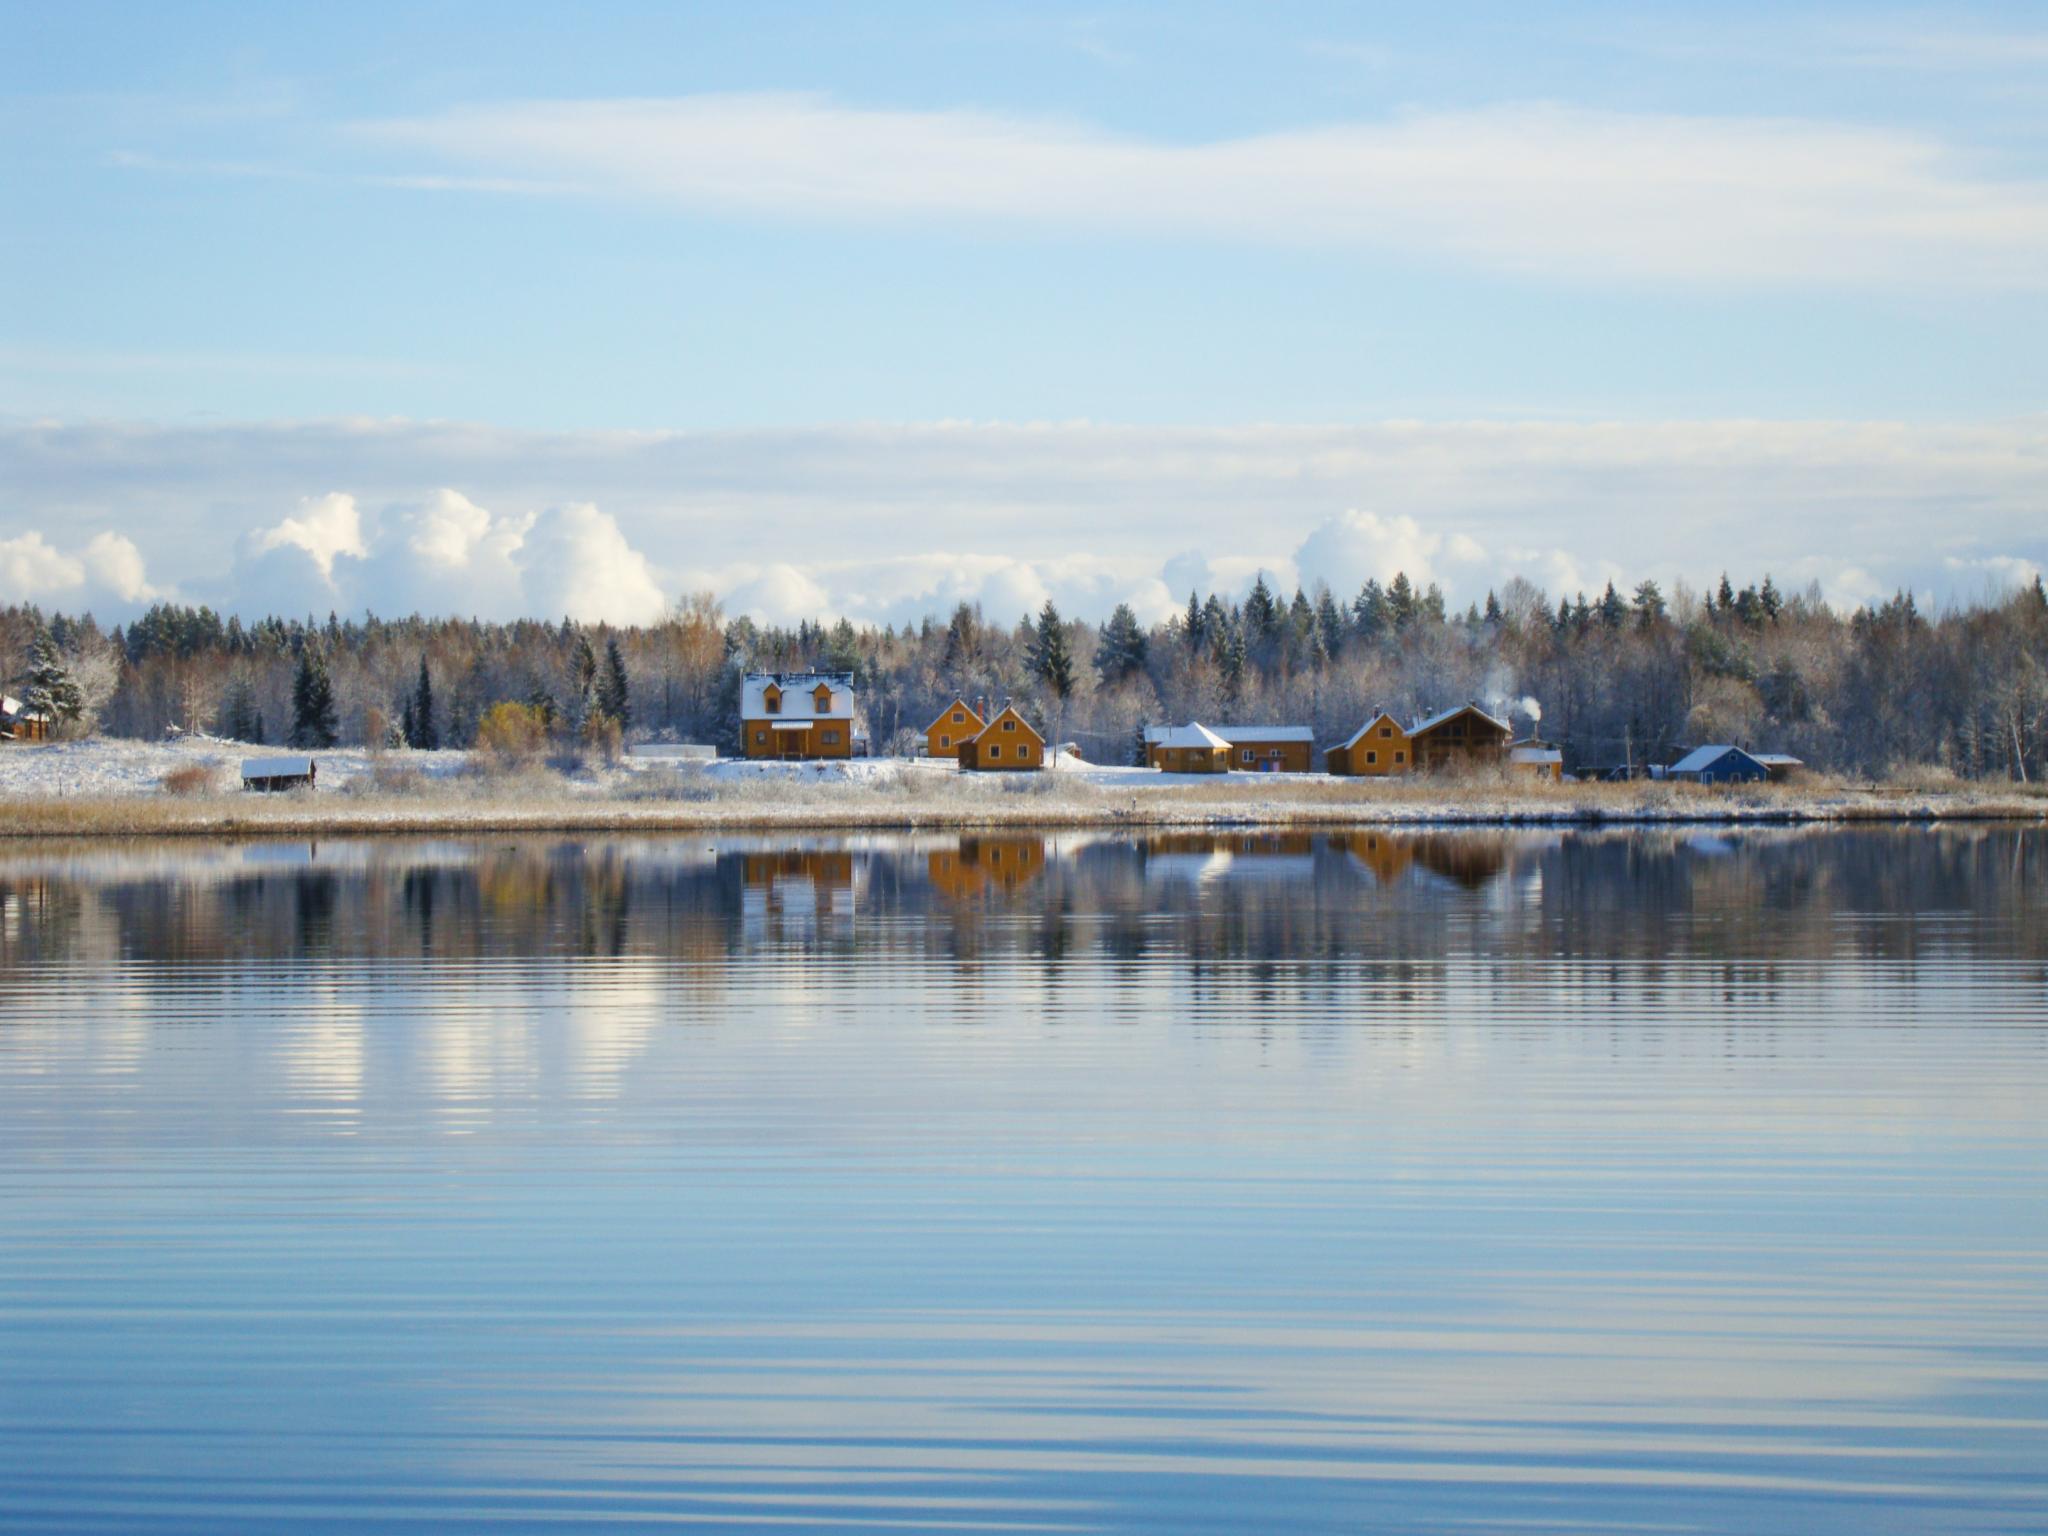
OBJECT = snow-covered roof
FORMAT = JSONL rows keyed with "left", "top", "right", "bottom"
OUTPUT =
{"left": 242, "top": 757, "right": 315, "bottom": 780}
{"left": 1409, "top": 703, "right": 1511, "bottom": 737}
{"left": 1752, "top": 753, "right": 1804, "bottom": 767}
{"left": 742, "top": 672, "right": 854, "bottom": 722}
{"left": 1510, "top": 745, "right": 1564, "bottom": 765}
{"left": 1668, "top": 745, "right": 1764, "bottom": 775}
{"left": 1144, "top": 723, "right": 1313, "bottom": 745}
{"left": 1337, "top": 711, "right": 1404, "bottom": 751}
{"left": 0, "top": 694, "right": 47, "bottom": 722}
{"left": 1154, "top": 722, "right": 1230, "bottom": 751}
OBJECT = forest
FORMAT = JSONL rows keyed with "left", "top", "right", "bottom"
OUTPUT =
{"left": 4, "top": 568, "right": 2046, "bottom": 780}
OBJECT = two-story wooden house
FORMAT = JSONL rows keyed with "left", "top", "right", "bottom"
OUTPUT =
{"left": 923, "top": 697, "right": 986, "bottom": 761}
{"left": 740, "top": 671, "right": 857, "bottom": 760}
{"left": 957, "top": 704, "right": 1045, "bottom": 771}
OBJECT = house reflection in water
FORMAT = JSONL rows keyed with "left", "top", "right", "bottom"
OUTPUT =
{"left": 927, "top": 837, "right": 1048, "bottom": 902}
{"left": 1341, "top": 831, "right": 1512, "bottom": 889}
{"left": 738, "top": 848, "right": 858, "bottom": 944}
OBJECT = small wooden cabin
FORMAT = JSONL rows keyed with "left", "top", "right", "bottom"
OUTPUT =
{"left": 1508, "top": 738, "right": 1564, "bottom": 780}
{"left": 958, "top": 705, "right": 1045, "bottom": 771}
{"left": 1325, "top": 711, "right": 1411, "bottom": 776}
{"left": 242, "top": 756, "right": 317, "bottom": 792}
{"left": 923, "top": 698, "right": 985, "bottom": 761}
{"left": 1666, "top": 745, "right": 1770, "bottom": 784}
{"left": 1151, "top": 722, "right": 1231, "bottom": 773}
{"left": 0, "top": 694, "right": 50, "bottom": 743}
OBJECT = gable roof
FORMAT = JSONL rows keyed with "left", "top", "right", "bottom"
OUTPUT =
{"left": 1144, "top": 723, "right": 1313, "bottom": 745}
{"left": 242, "top": 756, "right": 315, "bottom": 780}
{"left": 1752, "top": 753, "right": 1804, "bottom": 767}
{"left": 1509, "top": 745, "right": 1564, "bottom": 765}
{"left": 1337, "top": 711, "right": 1405, "bottom": 751}
{"left": 742, "top": 671, "right": 854, "bottom": 722}
{"left": 964, "top": 704, "right": 1043, "bottom": 745}
{"left": 1154, "top": 721, "right": 1230, "bottom": 750}
{"left": 924, "top": 698, "right": 984, "bottom": 734}
{"left": 1409, "top": 702, "right": 1511, "bottom": 737}
{"left": 1668, "top": 744, "right": 1766, "bottom": 775}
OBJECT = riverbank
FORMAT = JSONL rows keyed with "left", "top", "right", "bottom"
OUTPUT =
{"left": 0, "top": 737, "right": 2040, "bottom": 836}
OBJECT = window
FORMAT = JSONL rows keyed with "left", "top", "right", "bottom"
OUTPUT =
{"left": 939, "top": 735, "right": 950, "bottom": 748}
{"left": 1241, "top": 749, "right": 1254, "bottom": 763}
{"left": 990, "top": 744, "right": 1002, "bottom": 759}
{"left": 952, "top": 711, "right": 964, "bottom": 723}
{"left": 1394, "top": 750, "right": 1406, "bottom": 763}
{"left": 755, "top": 731, "right": 766, "bottom": 744}
{"left": 822, "top": 730, "right": 839, "bottom": 744}
{"left": 1002, "top": 718, "right": 1016, "bottom": 732}
{"left": 1365, "top": 750, "right": 1378, "bottom": 765}
{"left": 1380, "top": 725, "right": 1392, "bottom": 737}
{"left": 764, "top": 693, "right": 780, "bottom": 715}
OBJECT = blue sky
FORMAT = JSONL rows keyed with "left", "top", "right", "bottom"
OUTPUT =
{"left": 2, "top": 1, "right": 2045, "bottom": 624}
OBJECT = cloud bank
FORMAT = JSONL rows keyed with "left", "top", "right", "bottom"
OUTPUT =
{"left": 2, "top": 414, "right": 2043, "bottom": 625}
{"left": 356, "top": 95, "right": 2048, "bottom": 287}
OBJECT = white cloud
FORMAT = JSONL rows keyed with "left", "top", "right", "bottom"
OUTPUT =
{"left": 6, "top": 414, "right": 2045, "bottom": 624}
{"left": 250, "top": 491, "right": 365, "bottom": 578}
{"left": 521, "top": 502, "right": 667, "bottom": 625}
{"left": 356, "top": 95, "right": 2048, "bottom": 287}
{"left": 0, "top": 529, "right": 158, "bottom": 609}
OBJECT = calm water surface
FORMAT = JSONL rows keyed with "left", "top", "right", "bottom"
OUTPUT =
{"left": 2, "top": 826, "right": 2045, "bottom": 1533}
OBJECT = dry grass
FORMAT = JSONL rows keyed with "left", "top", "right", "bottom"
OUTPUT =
{"left": 2, "top": 761, "right": 2044, "bottom": 840}
{"left": 158, "top": 762, "right": 227, "bottom": 798}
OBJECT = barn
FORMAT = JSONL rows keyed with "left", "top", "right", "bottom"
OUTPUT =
{"left": 242, "top": 757, "right": 318, "bottom": 792}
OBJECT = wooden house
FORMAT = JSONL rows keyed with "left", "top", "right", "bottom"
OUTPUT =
{"left": 1407, "top": 704, "right": 1513, "bottom": 771}
{"left": 1145, "top": 723, "right": 1313, "bottom": 772}
{"left": 740, "top": 671, "right": 857, "bottom": 760}
{"left": 1150, "top": 722, "right": 1231, "bottom": 773}
{"left": 923, "top": 697, "right": 985, "bottom": 761}
{"left": 242, "top": 757, "right": 317, "bottom": 792}
{"left": 957, "top": 704, "right": 1045, "bottom": 771}
{"left": 0, "top": 694, "right": 50, "bottom": 743}
{"left": 1666, "top": 745, "right": 1770, "bottom": 784}
{"left": 1325, "top": 711, "right": 1411, "bottom": 776}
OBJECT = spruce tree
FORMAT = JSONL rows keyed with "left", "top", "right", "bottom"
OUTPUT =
{"left": 1095, "top": 603, "right": 1148, "bottom": 685}
{"left": 221, "top": 674, "right": 264, "bottom": 743}
{"left": 289, "top": 645, "right": 338, "bottom": 749}
{"left": 1028, "top": 600, "right": 1076, "bottom": 747}
{"left": 597, "top": 635, "right": 631, "bottom": 728}
{"left": 1182, "top": 591, "right": 1206, "bottom": 653}
{"left": 1387, "top": 572, "right": 1417, "bottom": 628}
{"left": 408, "top": 655, "right": 439, "bottom": 749}
{"left": 22, "top": 626, "right": 84, "bottom": 733}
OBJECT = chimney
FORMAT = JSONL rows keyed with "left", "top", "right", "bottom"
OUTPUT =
{"left": 975, "top": 694, "right": 988, "bottom": 722}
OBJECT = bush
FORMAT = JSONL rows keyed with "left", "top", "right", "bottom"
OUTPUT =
{"left": 581, "top": 712, "right": 624, "bottom": 767}
{"left": 159, "top": 762, "right": 222, "bottom": 797}
{"left": 475, "top": 701, "right": 551, "bottom": 768}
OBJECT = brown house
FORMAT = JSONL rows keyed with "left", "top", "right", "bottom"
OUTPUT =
{"left": 923, "top": 697, "right": 985, "bottom": 761}
{"left": 1146, "top": 723, "right": 1313, "bottom": 772}
{"left": 1509, "top": 738, "right": 1564, "bottom": 780}
{"left": 741, "top": 671, "right": 857, "bottom": 760}
{"left": 1325, "top": 711, "right": 1411, "bottom": 776}
{"left": 1409, "top": 704, "right": 1513, "bottom": 771}
{"left": 958, "top": 704, "right": 1045, "bottom": 771}
{"left": 1, "top": 694, "right": 50, "bottom": 743}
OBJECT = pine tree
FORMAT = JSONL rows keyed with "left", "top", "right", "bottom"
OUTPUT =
{"left": 569, "top": 630, "right": 599, "bottom": 729}
{"left": 1387, "top": 572, "right": 1417, "bottom": 629}
{"left": 1759, "top": 574, "right": 1784, "bottom": 623}
{"left": 1095, "top": 603, "right": 1148, "bottom": 685}
{"left": 1243, "top": 574, "right": 1280, "bottom": 643}
{"left": 289, "top": 645, "right": 338, "bottom": 748}
{"left": 22, "top": 626, "right": 84, "bottom": 733}
{"left": 408, "top": 655, "right": 439, "bottom": 749}
{"left": 1182, "top": 591, "right": 1206, "bottom": 653}
{"left": 1598, "top": 582, "right": 1627, "bottom": 629}
{"left": 1315, "top": 589, "right": 1345, "bottom": 657}
{"left": 1632, "top": 580, "right": 1666, "bottom": 627}
{"left": 1220, "top": 622, "right": 1247, "bottom": 701}
{"left": 1483, "top": 590, "right": 1503, "bottom": 625}
{"left": 597, "top": 635, "right": 631, "bottom": 728}
{"left": 1353, "top": 580, "right": 1389, "bottom": 640}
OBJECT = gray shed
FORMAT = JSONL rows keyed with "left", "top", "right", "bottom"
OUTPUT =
{"left": 242, "top": 757, "right": 317, "bottom": 792}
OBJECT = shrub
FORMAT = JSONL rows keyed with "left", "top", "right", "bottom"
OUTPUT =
{"left": 1885, "top": 761, "right": 1960, "bottom": 793}
{"left": 582, "top": 712, "right": 624, "bottom": 767}
{"left": 475, "top": 701, "right": 551, "bottom": 767}
{"left": 159, "top": 762, "right": 222, "bottom": 797}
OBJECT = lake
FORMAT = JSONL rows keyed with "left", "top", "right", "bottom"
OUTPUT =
{"left": 2, "top": 827, "right": 2045, "bottom": 1534}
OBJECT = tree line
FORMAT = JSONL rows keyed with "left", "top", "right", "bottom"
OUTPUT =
{"left": 4, "top": 568, "right": 2046, "bottom": 779}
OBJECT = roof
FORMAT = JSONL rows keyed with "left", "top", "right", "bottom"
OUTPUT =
{"left": 0, "top": 694, "right": 48, "bottom": 722}
{"left": 1144, "top": 723, "right": 1313, "bottom": 745}
{"left": 1409, "top": 702, "right": 1512, "bottom": 737}
{"left": 1668, "top": 744, "right": 1766, "bottom": 775}
{"left": 1154, "top": 722, "right": 1231, "bottom": 751}
{"left": 1752, "top": 753, "right": 1804, "bottom": 767}
{"left": 1509, "top": 745, "right": 1564, "bottom": 765}
{"left": 1337, "top": 711, "right": 1404, "bottom": 751}
{"left": 925, "top": 699, "right": 985, "bottom": 733}
{"left": 742, "top": 671, "right": 854, "bottom": 722}
{"left": 963, "top": 704, "right": 1044, "bottom": 745}
{"left": 242, "top": 756, "right": 315, "bottom": 779}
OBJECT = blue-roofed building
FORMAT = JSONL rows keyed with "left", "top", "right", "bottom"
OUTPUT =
{"left": 1666, "top": 745, "right": 1771, "bottom": 784}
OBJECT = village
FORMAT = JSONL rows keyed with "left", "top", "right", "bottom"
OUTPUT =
{"left": 741, "top": 669, "right": 1805, "bottom": 787}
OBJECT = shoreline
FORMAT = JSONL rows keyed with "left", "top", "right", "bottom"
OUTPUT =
{"left": 1, "top": 783, "right": 2042, "bottom": 839}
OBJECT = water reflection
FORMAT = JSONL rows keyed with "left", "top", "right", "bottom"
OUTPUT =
{"left": 1, "top": 826, "right": 2046, "bottom": 1533}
